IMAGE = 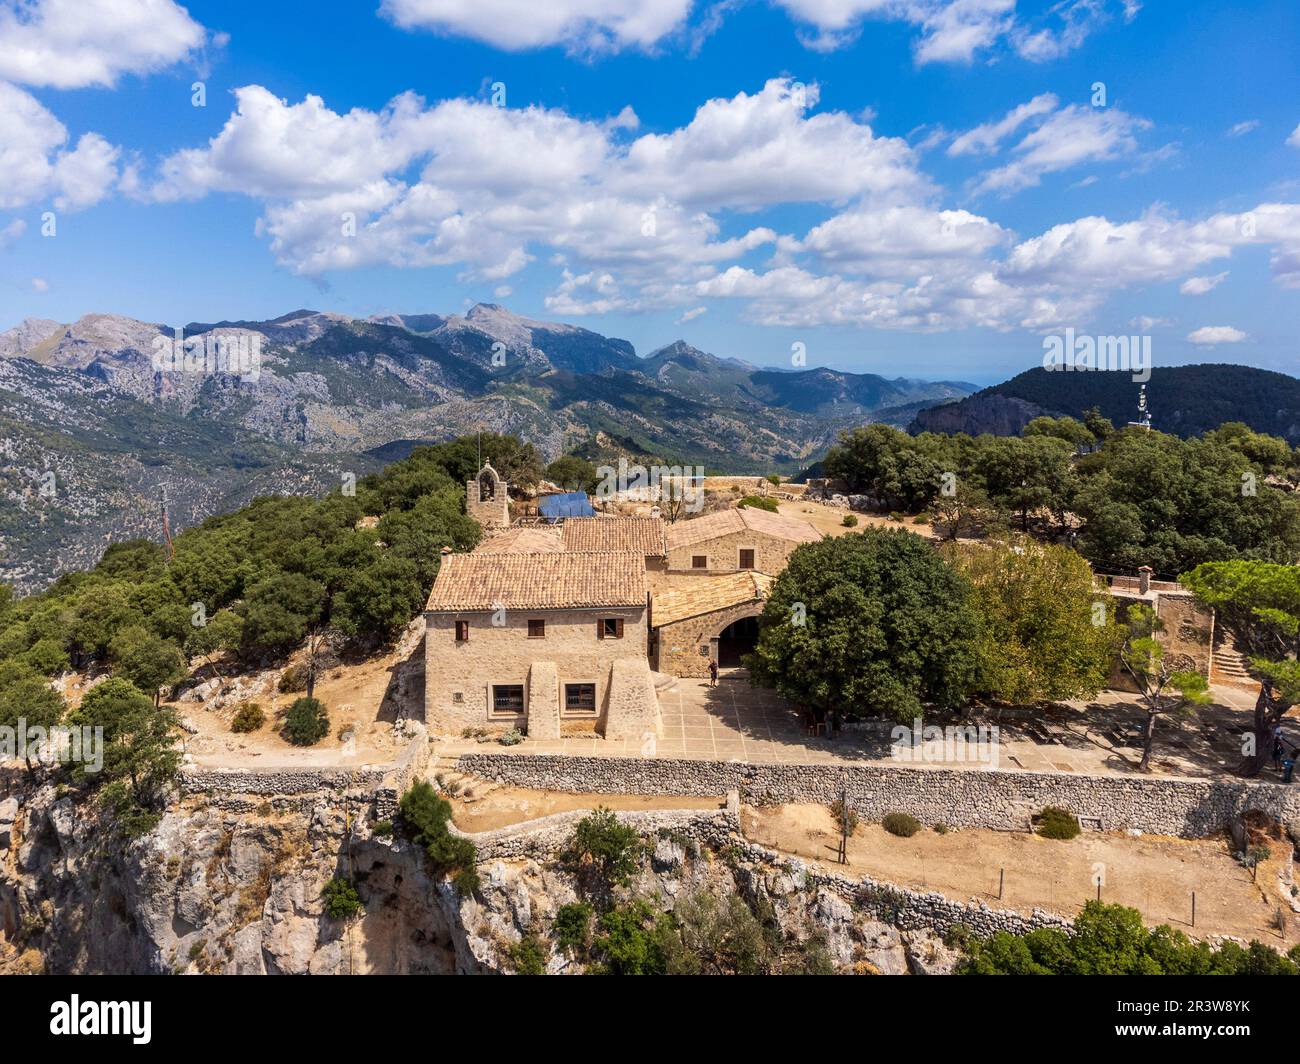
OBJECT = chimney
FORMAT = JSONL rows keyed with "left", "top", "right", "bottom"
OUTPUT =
{"left": 1138, "top": 565, "right": 1153, "bottom": 595}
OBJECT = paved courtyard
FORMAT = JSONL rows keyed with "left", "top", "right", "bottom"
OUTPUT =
{"left": 434, "top": 669, "right": 1287, "bottom": 782}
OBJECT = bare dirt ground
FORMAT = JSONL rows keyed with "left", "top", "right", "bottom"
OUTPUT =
{"left": 444, "top": 781, "right": 724, "bottom": 832}
{"left": 775, "top": 498, "right": 941, "bottom": 540}
{"left": 171, "top": 639, "right": 418, "bottom": 770}
{"left": 742, "top": 803, "right": 1299, "bottom": 946}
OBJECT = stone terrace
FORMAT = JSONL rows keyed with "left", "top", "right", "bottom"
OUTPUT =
{"left": 435, "top": 669, "right": 1284, "bottom": 783}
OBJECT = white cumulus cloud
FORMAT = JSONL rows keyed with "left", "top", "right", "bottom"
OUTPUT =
{"left": 1187, "top": 325, "right": 1247, "bottom": 345}
{"left": 0, "top": 0, "right": 208, "bottom": 89}
{"left": 1178, "top": 272, "right": 1226, "bottom": 295}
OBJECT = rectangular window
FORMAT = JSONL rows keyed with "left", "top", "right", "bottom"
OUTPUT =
{"left": 599, "top": 618, "right": 624, "bottom": 639}
{"left": 528, "top": 619, "right": 545, "bottom": 638}
{"left": 739, "top": 549, "right": 756, "bottom": 570}
{"left": 564, "top": 683, "right": 596, "bottom": 714}
{"left": 491, "top": 684, "right": 524, "bottom": 715}
{"left": 692, "top": 555, "right": 707, "bottom": 569}
{"left": 455, "top": 620, "right": 470, "bottom": 642}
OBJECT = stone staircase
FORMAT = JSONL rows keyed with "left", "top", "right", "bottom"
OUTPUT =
{"left": 1211, "top": 637, "right": 1253, "bottom": 685}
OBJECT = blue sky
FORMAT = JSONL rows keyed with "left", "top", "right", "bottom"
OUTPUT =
{"left": 0, "top": 0, "right": 1297, "bottom": 383}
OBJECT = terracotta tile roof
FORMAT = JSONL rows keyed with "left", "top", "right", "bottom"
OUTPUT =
{"left": 426, "top": 551, "right": 647, "bottom": 611}
{"left": 561, "top": 515, "right": 667, "bottom": 556}
{"left": 472, "top": 527, "right": 565, "bottom": 554}
{"left": 651, "top": 572, "right": 774, "bottom": 627}
{"left": 665, "top": 506, "right": 822, "bottom": 550}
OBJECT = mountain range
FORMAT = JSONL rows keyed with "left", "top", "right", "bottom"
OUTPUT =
{"left": 0, "top": 304, "right": 973, "bottom": 590}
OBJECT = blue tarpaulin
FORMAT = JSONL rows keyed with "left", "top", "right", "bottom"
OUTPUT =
{"left": 538, "top": 491, "right": 596, "bottom": 521}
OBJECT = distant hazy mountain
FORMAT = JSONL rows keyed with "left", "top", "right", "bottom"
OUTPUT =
{"left": 911, "top": 364, "right": 1300, "bottom": 442}
{"left": 0, "top": 305, "right": 972, "bottom": 589}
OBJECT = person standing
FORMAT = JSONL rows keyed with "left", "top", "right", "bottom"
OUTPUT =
{"left": 708, "top": 659, "right": 718, "bottom": 687}
{"left": 1283, "top": 747, "right": 1296, "bottom": 785}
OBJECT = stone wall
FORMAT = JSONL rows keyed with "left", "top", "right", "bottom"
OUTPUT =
{"left": 424, "top": 605, "right": 649, "bottom": 735}
{"left": 447, "top": 805, "right": 737, "bottom": 861}
{"left": 431, "top": 794, "right": 1074, "bottom": 939}
{"left": 455, "top": 753, "right": 1300, "bottom": 839}
{"left": 735, "top": 840, "right": 1074, "bottom": 940}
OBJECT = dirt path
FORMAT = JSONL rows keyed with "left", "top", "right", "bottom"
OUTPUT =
{"left": 445, "top": 784, "right": 724, "bottom": 832}
{"left": 743, "top": 804, "right": 1298, "bottom": 946}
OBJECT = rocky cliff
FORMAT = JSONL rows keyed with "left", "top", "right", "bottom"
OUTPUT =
{"left": 0, "top": 780, "right": 957, "bottom": 975}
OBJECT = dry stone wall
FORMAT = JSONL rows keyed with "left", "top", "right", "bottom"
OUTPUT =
{"left": 455, "top": 753, "right": 1300, "bottom": 839}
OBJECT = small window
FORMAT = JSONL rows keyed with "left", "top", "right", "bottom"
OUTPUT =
{"left": 455, "top": 620, "right": 470, "bottom": 642}
{"left": 739, "top": 549, "right": 756, "bottom": 570}
{"left": 692, "top": 555, "right": 707, "bottom": 569}
{"left": 564, "top": 683, "right": 596, "bottom": 714}
{"left": 491, "top": 684, "right": 524, "bottom": 715}
{"left": 598, "top": 618, "right": 624, "bottom": 639}
{"left": 528, "top": 619, "right": 546, "bottom": 638}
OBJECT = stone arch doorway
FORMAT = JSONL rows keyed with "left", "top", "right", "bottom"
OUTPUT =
{"left": 714, "top": 613, "right": 761, "bottom": 668}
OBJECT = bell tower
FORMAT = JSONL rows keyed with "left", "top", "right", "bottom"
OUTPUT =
{"left": 466, "top": 462, "right": 510, "bottom": 527}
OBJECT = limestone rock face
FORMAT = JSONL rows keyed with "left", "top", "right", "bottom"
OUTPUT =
{"left": 0, "top": 784, "right": 472, "bottom": 975}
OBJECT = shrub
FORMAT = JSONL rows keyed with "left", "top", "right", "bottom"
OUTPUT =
{"left": 882, "top": 812, "right": 921, "bottom": 837}
{"left": 508, "top": 933, "right": 548, "bottom": 975}
{"left": 1037, "top": 806, "right": 1081, "bottom": 840}
{"left": 737, "top": 495, "right": 779, "bottom": 512}
{"left": 553, "top": 901, "right": 594, "bottom": 955}
{"left": 888, "top": 511, "right": 905, "bottom": 522}
{"left": 913, "top": 513, "right": 931, "bottom": 525}
{"left": 498, "top": 728, "right": 524, "bottom": 746}
{"left": 278, "top": 663, "right": 309, "bottom": 693}
{"left": 564, "top": 807, "right": 643, "bottom": 896}
{"left": 283, "top": 697, "right": 329, "bottom": 746}
{"left": 934, "top": 823, "right": 950, "bottom": 835}
{"left": 372, "top": 819, "right": 393, "bottom": 837}
{"left": 231, "top": 703, "right": 265, "bottom": 733}
{"left": 829, "top": 798, "right": 859, "bottom": 837}
{"left": 841, "top": 514, "right": 858, "bottom": 527}
{"left": 398, "top": 780, "right": 479, "bottom": 895}
{"left": 321, "top": 877, "right": 363, "bottom": 919}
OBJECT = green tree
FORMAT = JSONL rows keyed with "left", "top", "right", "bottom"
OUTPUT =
{"left": 545, "top": 455, "right": 599, "bottom": 492}
{"left": 109, "top": 625, "right": 187, "bottom": 705}
{"left": 822, "top": 424, "right": 944, "bottom": 512}
{"left": 1117, "top": 604, "right": 1211, "bottom": 772}
{"left": 945, "top": 539, "right": 1120, "bottom": 705}
{"left": 1181, "top": 560, "right": 1300, "bottom": 775}
{"left": 564, "top": 807, "right": 643, "bottom": 901}
{"left": 239, "top": 572, "right": 325, "bottom": 655}
{"left": 397, "top": 780, "right": 479, "bottom": 894}
{"left": 970, "top": 435, "right": 1074, "bottom": 533}
{"left": 0, "top": 673, "right": 65, "bottom": 777}
{"left": 748, "top": 528, "right": 980, "bottom": 721}
{"left": 186, "top": 608, "right": 244, "bottom": 681}
{"left": 68, "top": 678, "right": 180, "bottom": 837}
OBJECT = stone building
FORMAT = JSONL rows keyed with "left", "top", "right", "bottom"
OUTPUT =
{"left": 650, "top": 571, "right": 774, "bottom": 677}
{"left": 424, "top": 550, "right": 660, "bottom": 741}
{"left": 664, "top": 506, "right": 821, "bottom": 573}
{"left": 1101, "top": 567, "right": 1220, "bottom": 688}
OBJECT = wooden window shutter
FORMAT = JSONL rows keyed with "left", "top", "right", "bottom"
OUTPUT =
{"left": 597, "top": 620, "right": 605, "bottom": 639}
{"left": 615, "top": 618, "right": 624, "bottom": 638}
